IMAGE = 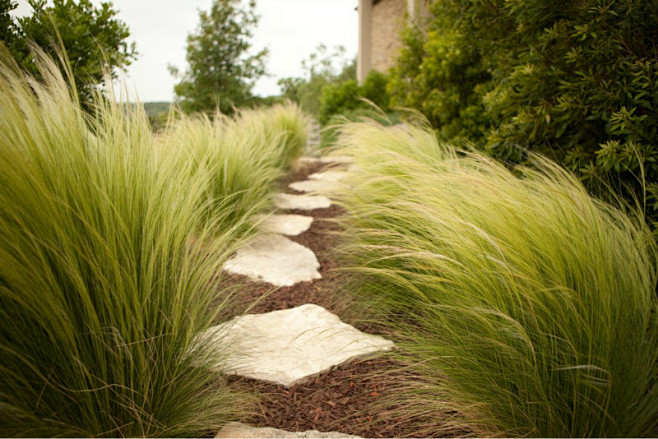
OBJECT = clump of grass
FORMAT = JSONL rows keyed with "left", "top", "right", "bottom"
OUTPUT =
{"left": 160, "top": 102, "right": 310, "bottom": 235}
{"left": 234, "top": 102, "right": 311, "bottom": 169}
{"left": 334, "top": 120, "right": 658, "bottom": 437}
{"left": 0, "top": 49, "right": 257, "bottom": 436}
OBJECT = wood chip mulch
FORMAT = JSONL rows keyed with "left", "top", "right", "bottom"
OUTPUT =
{"left": 229, "top": 358, "right": 441, "bottom": 438}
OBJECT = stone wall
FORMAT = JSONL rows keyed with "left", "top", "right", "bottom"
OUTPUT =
{"left": 370, "top": 0, "right": 406, "bottom": 73}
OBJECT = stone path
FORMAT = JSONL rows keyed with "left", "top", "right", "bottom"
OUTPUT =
{"left": 214, "top": 140, "right": 393, "bottom": 438}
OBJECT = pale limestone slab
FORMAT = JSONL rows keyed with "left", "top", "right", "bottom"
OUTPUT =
{"left": 216, "top": 422, "right": 359, "bottom": 438}
{"left": 205, "top": 304, "right": 395, "bottom": 387}
{"left": 298, "top": 155, "right": 354, "bottom": 165}
{"left": 254, "top": 214, "right": 313, "bottom": 236}
{"left": 289, "top": 179, "right": 343, "bottom": 194}
{"left": 273, "top": 193, "right": 332, "bottom": 210}
{"left": 308, "top": 170, "right": 349, "bottom": 182}
{"left": 223, "top": 234, "right": 321, "bottom": 287}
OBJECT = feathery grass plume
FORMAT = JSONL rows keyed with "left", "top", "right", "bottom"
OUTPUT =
{"left": 234, "top": 101, "right": 311, "bottom": 169}
{"left": 160, "top": 111, "right": 278, "bottom": 237}
{"left": 0, "top": 47, "right": 254, "bottom": 436}
{"left": 159, "top": 101, "right": 309, "bottom": 237}
{"left": 333, "top": 120, "right": 658, "bottom": 437}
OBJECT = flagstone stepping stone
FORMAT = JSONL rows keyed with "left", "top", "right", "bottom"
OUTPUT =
{"left": 204, "top": 304, "right": 395, "bottom": 387}
{"left": 298, "top": 155, "right": 354, "bottom": 165}
{"left": 289, "top": 178, "right": 343, "bottom": 194}
{"left": 223, "top": 234, "right": 321, "bottom": 286}
{"left": 273, "top": 193, "right": 332, "bottom": 210}
{"left": 309, "top": 170, "right": 349, "bottom": 182}
{"left": 216, "top": 422, "right": 359, "bottom": 438}
{"left": 254, "top": 214, "right": 313, "bottom": 236}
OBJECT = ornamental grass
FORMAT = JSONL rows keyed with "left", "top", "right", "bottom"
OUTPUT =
{"left": 0, "top": 48, "right": 308, "bottom": 436}
{"left": 334, "top": 121, "right": 658, "bottom": 437}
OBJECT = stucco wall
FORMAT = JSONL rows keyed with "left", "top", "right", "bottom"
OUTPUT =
{"left": 370, "top": 0, "right": 406, "bottom": 73}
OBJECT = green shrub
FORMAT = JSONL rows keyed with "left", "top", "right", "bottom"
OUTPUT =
{"left": 334, "top": 120, "right": 658, "bottom": 437}
{"left": 318, "top": 70, "right": 390, "bottom": 125}
{"left": 0, "top": 50, "right": 259, "bottom": 436}
{"left": 388, "top": 24, "right": 492, "bottom": 144}
{"left": 389, "top": 0, "right": 658, "bottom": 229}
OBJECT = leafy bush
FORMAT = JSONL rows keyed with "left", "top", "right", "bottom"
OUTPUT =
{"left": 389, "top": 0, "right": 658, "bottom": 229}
{"left": 388, "top": 24, "right": 492, "bottom": 144}
{"left": 0, "top": 49, "right": 303, "bottom": 436}
{"left": 318, "top": 70, "right": 391, "bottom": 125}
{"left": 333, "top": 120, "right": 658, "bottom": 437}
{"left": 2, "top": 0, "right": 137, "bottom": 109}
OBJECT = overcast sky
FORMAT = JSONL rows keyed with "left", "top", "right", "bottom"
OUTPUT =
{"left": 13, "top": 0, "right": 359, "bottom": 102}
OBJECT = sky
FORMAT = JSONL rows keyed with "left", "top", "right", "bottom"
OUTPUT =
{"left": 13, "top": 0, "right": 359, "bottom": 102}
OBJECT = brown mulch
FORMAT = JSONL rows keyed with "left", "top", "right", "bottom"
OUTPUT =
{"left": 228, "top": 357, "right": 464, "bottom": 438}
{"left": 215, "top": 160, "right": 462, "bottom": 438}
{"left": 223, "top": 204, "right": 354, "bottom": 319}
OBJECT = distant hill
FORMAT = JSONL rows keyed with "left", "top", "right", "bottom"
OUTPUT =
{"left": 143, "top": 102, "right": 171, "bottom": 118}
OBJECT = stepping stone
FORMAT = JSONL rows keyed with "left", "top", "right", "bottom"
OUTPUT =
{"left": 204, "top": 304, "right": 395, "bottom": 387}
{"left": 289, "top": 179, "right": 343, "bottom": 194}
{"left": 309, "top": 170, "right": 349, "bottom": 182}
{"left": 298, "top": 155, "right": 354, "bottom": 165}
{"left": 216, "top": 422, "right": 359, "bottom": 438}
{"left": 223, "top": 234, "right": 321, "bottom": 286}
{"left": 273, "top": 193, "right": 332, "bottom": 210}
{"left": 254, "top": 214, "right": 313, "bottom": 236}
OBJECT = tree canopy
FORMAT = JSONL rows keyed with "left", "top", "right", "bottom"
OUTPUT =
{"left": 1, "top": 0, "right": 137, "bottom": 106}
{"left": 172, "top": 0, "right": 267, "bottom": 115}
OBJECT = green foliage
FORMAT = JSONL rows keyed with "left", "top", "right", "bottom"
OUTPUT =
{"left": 333, "top": 120, "right": 658, "bottom": 437}
{"left": 278, "top": 44, "right": 355, "bottom": 117}
{"left": 0, "top": 0, "right": 19, "bottom": 46}
{"left": 2, "top": 0, "right": 137, "bottom": 108}
{"left": 388, "top": 23, "right": 492, "bottom": 143}
{"left": 172, "top": 0, "right": 266, "bottom": 115}
{"left": 389, "top": 0, "right": 658, "bottom": 229}
{"left": 318, "top": 70, "right": 391, "bottom": 125}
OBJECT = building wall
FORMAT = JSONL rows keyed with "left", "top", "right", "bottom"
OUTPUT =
{"left": 370, "top": 0, "right": 406, "bottom": 73}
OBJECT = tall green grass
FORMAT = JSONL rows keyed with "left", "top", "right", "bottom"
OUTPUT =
{"left": 0, "top": 48, "right": 306, "bottom": 436}
{"left": 160, "top": 102, "right": 310, "bottom": 234}
{"left": 334, "top": 121, "right": 658, "bottom": 437}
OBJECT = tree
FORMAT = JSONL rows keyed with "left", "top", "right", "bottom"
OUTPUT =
{"left": 1, "top": 0, "right": 137, "bottom": 107}
{"left": 277, "top": 44, "right": 355, "bottom": 116}
{"left": 172, "top": 0, "right": 267, "bottom": 115}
